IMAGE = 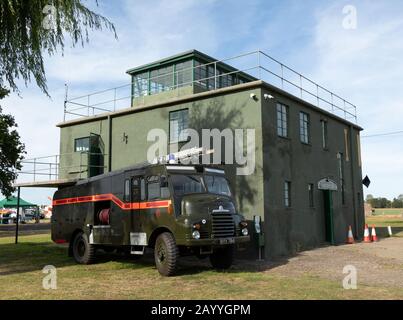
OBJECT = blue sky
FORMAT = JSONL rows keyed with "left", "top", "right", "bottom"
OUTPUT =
{"left": 2, "top": 0, "right": 403, "bottom": 204}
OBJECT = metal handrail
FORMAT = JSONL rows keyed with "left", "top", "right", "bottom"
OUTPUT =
{"left": 63, "top": 50, "right": 358, "bottom": 123}
{"left": 17, "top": 152, "right": 108, "bottom": 183}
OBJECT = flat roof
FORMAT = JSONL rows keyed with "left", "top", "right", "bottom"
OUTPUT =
{"left": 13, "top": 178, "right": 79, "bottom": 188}
{"left": 57, "top": 80, "right": 363, "bottom": 131}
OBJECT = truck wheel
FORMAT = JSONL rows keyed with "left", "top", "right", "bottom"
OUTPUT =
{"left": 154, "top": 232, "right": 178, "bottom": 276}
{"left": 72, "top": 231, "right": 96, "bottom": 264}
{"left": 210, "top": 246, "right": 234, "bottom": 270}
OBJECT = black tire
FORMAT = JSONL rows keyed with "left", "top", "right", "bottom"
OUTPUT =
{"left": 210, "top": 246, "right": 234, "bottom": 270}
{"left": 72, "top": 231, "right": 96, "bottom": 264}
{"left": 154, "top": 232, "right": 178, "bottom": 276}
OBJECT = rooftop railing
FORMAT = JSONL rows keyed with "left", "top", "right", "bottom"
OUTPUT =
{"left": 16, "top": 152, "right": 107, "bottom": 184}
{"left": 64, "top": 50, "right": 357, "bottom": 123}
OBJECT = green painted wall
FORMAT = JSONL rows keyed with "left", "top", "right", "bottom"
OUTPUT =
{"left": 260, "top": 86, "right": 364, "bottom": 258}
{"left": 59, "top": 119, "right": 109, "bottom": 179}
{"left": 59, "top": 88, "right": 265, "bottom": 220}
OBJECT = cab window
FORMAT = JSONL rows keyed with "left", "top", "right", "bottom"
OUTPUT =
{"left": 204, "top": 175, "right": 231, "bottom": 196}
{"left": 132, "top": 177, "right": 142, "bottom": 202}
{"left": 147, "top": 176, "right": 160, "bottom": 200}
{"left": 124, "top": 179, "right": 130, "bottom": 201}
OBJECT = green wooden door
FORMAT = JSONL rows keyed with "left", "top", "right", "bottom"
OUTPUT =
{"left": 323, "top": 190, "right": 335, "bottom": 244}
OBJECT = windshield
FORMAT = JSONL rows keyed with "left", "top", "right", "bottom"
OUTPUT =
{"left": 170, "top": 174, "right": 205, "bottom": 195}
{"left": 204, "top": 175, "right": 232, "bottom": 197}
{"left": 169, "top": 174, "right": 231, "bottom": 197}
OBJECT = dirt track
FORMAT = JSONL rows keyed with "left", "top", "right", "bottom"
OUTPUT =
{"left": 0, "top": 222, "right": 51, "bottom": 237}
{"left": 263, "top": 237, "right": 403, "bottom": 288}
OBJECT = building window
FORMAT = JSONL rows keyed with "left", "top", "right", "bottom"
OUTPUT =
{"left": 132, "top": 72, "right": 149, "bottom": 97}
{"left": 308, "top": 183, "right": 314, "bottom": 207}
{"left": 299, "top": 112, "right": 310, "bottom": 144}
{"left": 277, "top": 103, "right": 288, "bottom": 137}
{"left": 338, "top": 152, "right": 345, "bottom": 205}
{"left": 74, "top": 137, "right": 90, "bottom": 152}
{"left": 169, "top": 109, "right": 189, "bottom": 143}
{"left": 284, "top": 181, "right": 291, "bottom": 207}
{"left": 150, "top": 66, "right": 173, "bottom": 94}
{"left": 175, "top": 60, "right": 192, "bottom": 88}
{"left": 321, "top": 120, "right": 328, "bottom": 149}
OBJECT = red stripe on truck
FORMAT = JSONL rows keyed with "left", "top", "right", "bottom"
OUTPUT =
{"left": 52, "top": 193, "right": 171, "bottom": 211}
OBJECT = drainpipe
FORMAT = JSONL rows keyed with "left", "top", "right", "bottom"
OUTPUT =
{"left": 108, "top": 115, "right": 112, "bottom": 172}
{"left": 349, "top": 125, "right": 358, "bottom": 238}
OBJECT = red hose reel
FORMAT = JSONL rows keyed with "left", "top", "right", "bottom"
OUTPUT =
{"left": 98, "top": 208, "right": 110, "bottom": 225}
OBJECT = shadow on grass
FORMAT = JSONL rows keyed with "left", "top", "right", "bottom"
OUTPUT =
{"left": 0, "top": 240, "right": 75, "bottom": 276}
{"left": 0, "top": 241, "right": 296, "bottom": 277}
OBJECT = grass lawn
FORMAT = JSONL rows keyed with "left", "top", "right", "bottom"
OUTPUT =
{"left": 1, "top": 234, "right": 403, "bottom": 299}
{"left": 373, "top": 208, "right": 403, "bottom": 216}
{"left": 366, "top": 214, "right": 403, "bottom": 228}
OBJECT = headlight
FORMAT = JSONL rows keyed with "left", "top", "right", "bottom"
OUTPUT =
{"left": 241, "top": 228, "right": 249, "bottom": 236}
{"left": 192, "top": 230, "right": 201, "bottom": 239}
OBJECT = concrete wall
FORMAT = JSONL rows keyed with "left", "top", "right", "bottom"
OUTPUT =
{"left": 59, "top": 87, "right": 265, "bottom": 221}
{"left": 260, "top": 86, "right": 364, "bottom": 258}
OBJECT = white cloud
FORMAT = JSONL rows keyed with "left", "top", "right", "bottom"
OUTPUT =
{"left": 311, "top": 2, "right": 403, "bottom": 198}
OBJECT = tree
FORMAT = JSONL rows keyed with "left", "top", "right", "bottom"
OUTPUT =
{"left": 0, "top": 1, "right": 116, "bottom": 196}
{"left": 392, "top": 198, "right": 403, "bottom": 208}
{"left": 0, "top": 88, "right": 25, "bottom": 197}
{"left": 0, "top": 0, "right": 117, "bottom": 95}
{"left": 365, "top": 194, "right": 374, "bottom": 202}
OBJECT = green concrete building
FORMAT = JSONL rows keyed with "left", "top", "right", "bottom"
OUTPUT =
{"left": 27, "top": 50, "right": 366, "bottom": 258}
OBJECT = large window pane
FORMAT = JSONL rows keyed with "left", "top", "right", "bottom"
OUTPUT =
{"left": 74, "top": 137, "right": 90, "bottom": 152}
{"left": 299, "top": 112, "right": 310, "bottom": 144}
{"left": 277, "top": 103, "right": 288, "bottom": 137}
{"left": 169, "top": 109, "right": 189, "bottom": 143}
{"left": 176, "top": 60, "right": 192, "bottom": 87}
{"left": 132, "top": 72, "right": 148, "bottom": 97}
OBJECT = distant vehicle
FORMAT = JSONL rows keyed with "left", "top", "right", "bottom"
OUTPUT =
{"left": 52, "top": 159, "right": 250, "bottom": 276}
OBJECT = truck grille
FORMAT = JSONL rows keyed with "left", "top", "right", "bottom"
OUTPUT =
{"left": 211, "top": 213, "right": 235, "bottom": 238}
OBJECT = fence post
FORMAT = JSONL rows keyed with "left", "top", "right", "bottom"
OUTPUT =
{"left": 114, "top": 88, "right": 117, "bottom": 111}
{"left": 33, "top": 159, "right": 36, "bottom": 182}
{"left": 300, "top": 74, "right": 303, "bottom": 98}
{"left": 257, "top": 51, "right": 261, "bottom": 79}
{"left": 281, "top": 64, "right": 284, "bottom": 90}
{"left": 214, "top": 61, "right": 217, "bottom": 90}
{"left": 15, "top": 187, "right": 21, "bottom": 244}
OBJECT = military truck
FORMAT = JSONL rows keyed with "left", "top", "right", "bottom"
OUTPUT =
{"left": 51, "top": 161, "right": 250, "bottom": 276}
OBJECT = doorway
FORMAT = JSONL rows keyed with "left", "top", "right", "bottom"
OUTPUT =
{"left": 323, "top": 190, "right": 335, "bottom": 244}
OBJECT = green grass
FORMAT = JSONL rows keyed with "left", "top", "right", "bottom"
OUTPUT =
{"left": 366, "top": 215, "right": 403, "bottom": 228}
{"left": 373, "top": 208, "right": 403, "bottom": 216}
{"left": 1, "top": 234, "right": 403, "bottom": 300}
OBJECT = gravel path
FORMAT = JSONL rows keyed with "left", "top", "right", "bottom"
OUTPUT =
{"left": 263, "top": 237, "right": 403, "bottom": 288}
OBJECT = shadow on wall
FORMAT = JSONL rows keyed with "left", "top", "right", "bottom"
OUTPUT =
{"left": 188, "top": 97, "right": 258, "bottom": 213}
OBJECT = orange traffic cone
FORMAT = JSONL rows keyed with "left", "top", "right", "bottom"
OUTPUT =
{"left": 346, "top": 225, "right": 354, "bottom": 244}
{"left": 371, "top": 225, "right": 378, "bottom": 242}
{"left": 363, "top": 224, "right": 371, "bottom": 243}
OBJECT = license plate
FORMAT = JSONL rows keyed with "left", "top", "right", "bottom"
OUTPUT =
{"left": 219, "top": 237, "right": 235, "bottom": 245}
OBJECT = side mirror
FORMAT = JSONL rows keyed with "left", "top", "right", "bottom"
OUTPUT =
{"left": 254, "top": 215, "right": 261, "bottom": 234}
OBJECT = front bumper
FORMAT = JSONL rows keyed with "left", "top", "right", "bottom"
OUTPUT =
{"left": 181, "top": 235, "right": 250, "bottom": 247}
